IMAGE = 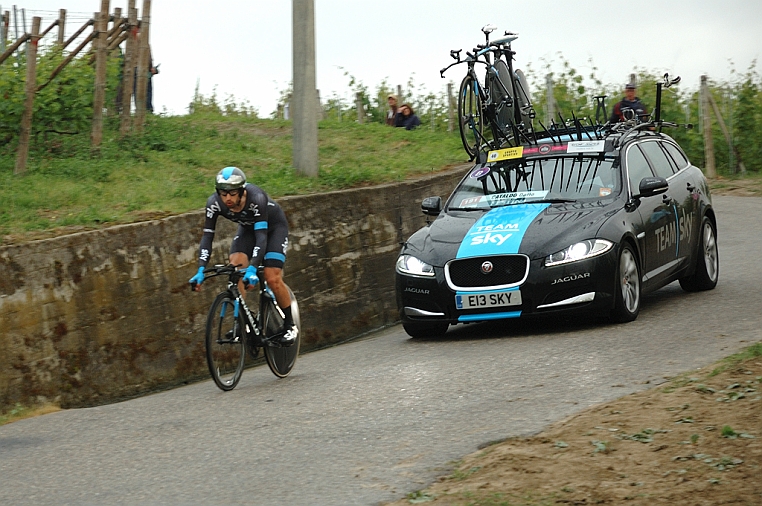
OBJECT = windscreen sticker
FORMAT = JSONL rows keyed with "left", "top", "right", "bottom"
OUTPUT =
{"left": 456, "top": 203, "right": 550, "bottom": 258}
{"left": 458, "top": 191, "right": 549, "bottom": 208}
{"left": 567, "top": 140, "right": 606, "bottom": 153}
{"left": 470, "top": 165, "right": 491, "bottom": 178}
{"left": 487, "top": 146, "right": 524, "bottom": 162}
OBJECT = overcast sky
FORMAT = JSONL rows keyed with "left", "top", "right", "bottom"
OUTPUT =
{"left": 10, "top": 0, "right": 762, "bottom": 116}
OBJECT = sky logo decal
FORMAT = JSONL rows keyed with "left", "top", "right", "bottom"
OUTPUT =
{"left": 456, "top": 203, "right": 549, "bottom": 258}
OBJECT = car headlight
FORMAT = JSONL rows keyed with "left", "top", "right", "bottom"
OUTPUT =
{"left": 545, "top": 239, "right": 613, "bottom": 267}
{"left": 396, "top": 255, "right": 435, "bottom": 277}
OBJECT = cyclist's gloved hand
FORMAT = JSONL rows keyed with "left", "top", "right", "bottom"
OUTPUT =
{"left": 189, "top": 266, "right": 205, "bottom": 286}
{"left": 243, "top": 265, "right": 259, "bottom": 287}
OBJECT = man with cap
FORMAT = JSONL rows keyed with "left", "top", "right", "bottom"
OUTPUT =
{"left": 386, "top": 94, "right": 399, "bottom": 126}
{"left": 609, "top": 82, "right": 648, "bottom": 123}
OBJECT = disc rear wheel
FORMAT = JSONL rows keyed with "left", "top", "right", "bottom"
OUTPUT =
{"left": 263, "top": 285, "right": 300, "bottom": 378}
{"left": 205, "top": 292, "right": 247, "bottom": 391}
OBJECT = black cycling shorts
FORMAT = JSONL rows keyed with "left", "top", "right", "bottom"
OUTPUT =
{"left": 230, "top": 205, "right": 289, "bottom": 269}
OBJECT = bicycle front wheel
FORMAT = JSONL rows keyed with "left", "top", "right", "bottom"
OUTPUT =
{"left": 263, "top": 285, "right": 300, "bottom": 378}
{"left": 457, "top": 74, "right": 483, "bottom": 160}
{"left": 205, "top": 292, "right": 246, "bottom": 391}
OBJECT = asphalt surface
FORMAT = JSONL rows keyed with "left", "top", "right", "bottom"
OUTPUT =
{"left": 1, "top": 196, "right": 761, "bottom": 506}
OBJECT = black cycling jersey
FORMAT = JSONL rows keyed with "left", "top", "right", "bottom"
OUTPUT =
{"left": 198, "top": 183, "right": 289, "bottom": 268}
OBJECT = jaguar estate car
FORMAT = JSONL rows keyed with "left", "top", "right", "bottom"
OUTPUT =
{"left": 395, "top": 130, "right": 719, "bottom": 337}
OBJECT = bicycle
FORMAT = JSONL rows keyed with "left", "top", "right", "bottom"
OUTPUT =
{"left": 440, "top": 25, "right": 534, "bottom": 161}
{"left": 192, "top": 264, "right": 301, "bottom": 391}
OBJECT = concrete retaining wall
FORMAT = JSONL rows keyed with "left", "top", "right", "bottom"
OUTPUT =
{"left": 0, "top": 165, "right": 468, "bottom": 412}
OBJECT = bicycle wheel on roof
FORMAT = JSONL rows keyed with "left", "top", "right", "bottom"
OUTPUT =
{"left": 457, "top": 74, "right": 483, "bottom": 160}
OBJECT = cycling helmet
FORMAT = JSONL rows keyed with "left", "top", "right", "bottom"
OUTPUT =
{"left": 215, "top": 167, "right": 247, "bottom": 191}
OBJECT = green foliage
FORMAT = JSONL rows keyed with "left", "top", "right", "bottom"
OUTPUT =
{"left": 0, "top": 113, "right": 464, "bottom": 241}
{"left": 0, "top": 45, "right": 122, "bottom": 146}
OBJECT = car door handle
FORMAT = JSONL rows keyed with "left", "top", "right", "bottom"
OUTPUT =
{"left": 662, "top": 194, "right": 672, "bottom": 203}
{"left": 686, "top": 182, "right": 697, "bottom": 193}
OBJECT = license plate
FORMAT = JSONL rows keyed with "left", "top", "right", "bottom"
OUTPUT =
{"left": 455, "top": 290, "right": 522, "bottom": 310}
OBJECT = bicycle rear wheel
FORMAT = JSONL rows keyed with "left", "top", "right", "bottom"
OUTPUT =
{"left": 457, "top": 74, "right": 483, "bottom": 160}
{"left": 490, "top": 60, "right": 516, "bottom": 144}
{"left": 263, "top": 285, "right": 300, "bottom": 378}
{"left": 205, "top": 292, "right": 246, "bottom": 391}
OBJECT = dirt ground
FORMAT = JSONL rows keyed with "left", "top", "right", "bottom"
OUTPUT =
{"left": 386, "top": 351, "right": 762, "bottom": 506}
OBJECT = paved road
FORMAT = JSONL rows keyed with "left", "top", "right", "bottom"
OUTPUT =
{"left": 1, "top": 196, "right": 761, "bottom": 506}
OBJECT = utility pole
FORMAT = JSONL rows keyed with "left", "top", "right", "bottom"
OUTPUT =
{"left": 292, "top": 0, "right": 318, "bottom": 177}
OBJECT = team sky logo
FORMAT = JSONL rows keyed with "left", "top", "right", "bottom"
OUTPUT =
{"left": 248, "top": 203, "right": 260, "bottom": 216}
{"left": 206, "top": 201, "right": 221, "bottom": 219}
{"left": 655, "top": 209, "right": 694, "bottom": 253}
{"left": 469, "top": 223, "right": 519, "bottom": 246}
{"left": 457, "top": 204, "right": 550, "bottom": 258}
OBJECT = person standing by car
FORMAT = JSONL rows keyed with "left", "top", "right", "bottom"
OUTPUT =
{"left": 189, "top": 167, "right": 298, "bottom": 347}
{"left": 610, "top": 82, "right": 648, "bottom": 123}
{"left": 394, "top": 104, "right": 421, "bottom": 130}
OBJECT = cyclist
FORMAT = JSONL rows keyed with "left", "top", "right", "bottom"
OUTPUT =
{"left": 609, "top": 82, "right": 648, "bottom": 123}
{"left": 189, "top": 167, "right": 297, "bottom": 347}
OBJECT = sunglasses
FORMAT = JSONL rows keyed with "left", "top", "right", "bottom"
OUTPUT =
{"left": 218, "top": 189, "right": 242, "bottom": 197}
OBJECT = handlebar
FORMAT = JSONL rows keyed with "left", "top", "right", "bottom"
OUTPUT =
{"left": 189, "top": 263, "right": 264, "bottom": 291}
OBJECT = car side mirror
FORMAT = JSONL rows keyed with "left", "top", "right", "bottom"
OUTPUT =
{"left": 421, "top": 196, "right": 442, "bottom": 216}
{"left": 635, "top": 177, "right": 669, "bottom": 198}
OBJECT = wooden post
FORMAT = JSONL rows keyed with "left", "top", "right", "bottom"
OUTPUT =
{"left": 91, "top": 0, "right": 109, "bottom": 150}
{"left": 119, "top": 1, "right": 137, "bottom": 135}
{"left": 356, "top": 92, "right": 364, "bottom": 123}
{"left": 134, "top": 0, "right": 151, "bottom": 132}
{"left": 1, "top": 9, "right": 8, "bottom": 54}
{"left": 447, "top": 82, "right": 454, "bottom": 132}
{"left": 62, "top": 18, "right": 93, "bottom": 50}
{"left": 397, "top": 84, "right": 402, "bottom": 105}
{"left": 699, "top": 76, "right": 717, "bottom": 178}
{"left": 292, "top": 0, "right": 319, "bottom": 177}
{"left": 57, "top": 9, "right": 66, "bottom": 45}
{"left": 14, "top": 16, "right": 40, "bottom": 175}
{"left": 706, "top": 90, "right": 746, "bottom": 174}
{"left": 545, "top": 74, "right": 555, "bottom": 124}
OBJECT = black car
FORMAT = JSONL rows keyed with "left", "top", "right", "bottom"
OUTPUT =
{"left": 395, "top": 128, "right": 719, "bottom": 338}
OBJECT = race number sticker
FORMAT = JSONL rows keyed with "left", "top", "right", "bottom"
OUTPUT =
{"left": 487, "top": 146, "right": 524, "bottom": 162}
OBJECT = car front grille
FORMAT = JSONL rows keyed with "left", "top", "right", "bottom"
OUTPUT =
{"left": 445, "top": 255, "right": 529, "bottom": 290}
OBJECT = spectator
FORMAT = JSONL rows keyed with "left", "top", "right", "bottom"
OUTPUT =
{"left": 609, "top": 82, "right": 647, "bottom": 123}
{"left": 385, "top": 94, "right": 399, "bottom": 126}
{"left": 394, "top": 103, "right": 421, "bottom": 130}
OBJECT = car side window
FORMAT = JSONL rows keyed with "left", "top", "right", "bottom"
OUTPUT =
{"left": 625, "top": 145, "right": 654, "bottom": 194}
{"left": 638, "top": 141, "right": 674, "bottom": 179}
{"left": 662, "top": 142, "right": 690, "bottom": 171}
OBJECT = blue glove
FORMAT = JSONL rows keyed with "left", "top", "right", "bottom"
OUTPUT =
{"left": 243, "top": 265, "right": 259, "bottom": 287}
{"left": 189, "top": 266, "right": 205, "bottom": 286}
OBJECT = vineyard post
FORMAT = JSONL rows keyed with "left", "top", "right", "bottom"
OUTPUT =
{"left": 105, "top": 7, "right": 121, "bottom": 118}
{"left": 134, "top": 0, "right": 152, "bottom": 133}
{"left": 14, "top": 16, "right": 41, "bottom": 175}
{"left": 447, "top": 82, "right": 454, "bottom": 132}
{"left": 91, "top": 0, "right": 110, "bottom": 150}
{"left": 706, "top": 86, "right": 746, "bottom": 174}
{"left": 119, "top": 0, "right": 137, "bottom": 136}
{"left": 1, "top": 9, "right": 6, "bottom": 54}
{"left": 355, "top": 92, "right": 364, "bottom": 123}
{"left": 397, "top": 84, "right": 402, "bottom": 105}
{"left": 699, "top": 75, "right": 717, "bottom": 178}
{"left": 57, "top": 9, "right": 66, "bottom": 45}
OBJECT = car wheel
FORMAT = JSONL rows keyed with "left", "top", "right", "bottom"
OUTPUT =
{"left": 402, "top": 321, "right": 449, "bottom": 338}
{"left": 679, "top": 216, "right": 719, "bottom": 292}
{"left": 611, "top": 243, "right": 641, "bottom": 323}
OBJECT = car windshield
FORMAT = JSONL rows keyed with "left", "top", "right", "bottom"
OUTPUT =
{"left": 448, "top": 155, "right": 621, "bottom": 210}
